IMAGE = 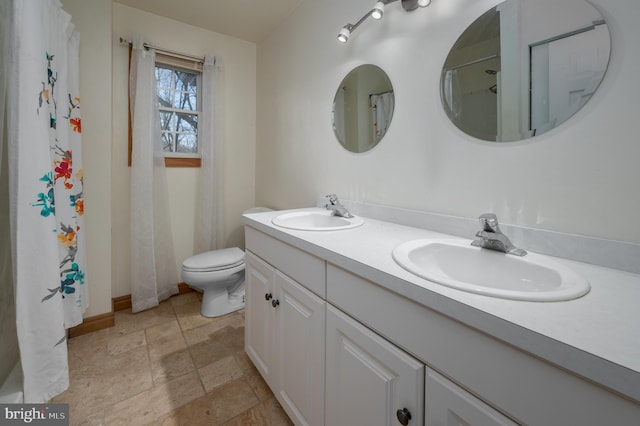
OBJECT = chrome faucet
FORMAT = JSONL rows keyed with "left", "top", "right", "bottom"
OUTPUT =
{"left": 325, "top": 194, "right": 353, "bottom": 218}
{"left": 471, "top": 213, "right": 527, "bottom": 256}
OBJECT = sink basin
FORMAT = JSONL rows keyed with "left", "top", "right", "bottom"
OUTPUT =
{"left": 392, "top": 239, "right": 590, "bottom": 301}
{"left": 272, "top": 210, "right": 364, "bottom": 231}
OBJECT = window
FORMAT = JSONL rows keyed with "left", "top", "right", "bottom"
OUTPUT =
{"left": 128, "top": 51, "right": 203, "bottom": 167}
{"left": 156, "top": 64, "right": 199, "bottom": 155}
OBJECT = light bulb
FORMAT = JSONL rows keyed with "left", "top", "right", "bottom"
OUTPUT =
{"left": 372, "top": 1, "right": 385, "bottom": 19}
{"left": 337, "top": 26, "right": 351, "bottom": 43}
{"left": 418, "top": 0, "right": 431, "bottom": 7}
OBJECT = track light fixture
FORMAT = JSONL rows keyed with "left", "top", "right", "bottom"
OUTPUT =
{"left": 372, "top": 1, "right": 385, "bottom": 20}
{"left": 337, "top": 0, "right": 431, "bottom": 43}
{"left": 337, "top": 26, "right": 353, "bottom": 43}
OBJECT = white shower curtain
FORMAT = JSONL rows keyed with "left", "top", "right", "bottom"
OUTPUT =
{"left": 332, "top": 86, "right": 346, "bottom": 144}
{"left": 370, "top": 91, "right": 394, "bottom": 143}
{"left": 6, "top": 0, "right": 88, "bottom": 402}
{"left": 194, "top": 55, "right": 224, "bottom": 253}
{"left": 129, "top": 39, "right": 179, "bottom": 312}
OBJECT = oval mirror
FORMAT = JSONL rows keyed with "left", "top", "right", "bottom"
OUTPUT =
{"left": 440, "top": 0, "right": 610, "bottom": 142}
{"left": 332, "top": 64, "right": 395, "bottom": 153}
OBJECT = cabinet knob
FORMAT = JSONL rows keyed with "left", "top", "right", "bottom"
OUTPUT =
{"left": 396, "top": 408, "right": 412, "bottom": 425}
{"left": 265, "top": 293, "right": 272, "bottom": 301}
{"left": 272, "top": 299, "right": 280, "bottom": 308}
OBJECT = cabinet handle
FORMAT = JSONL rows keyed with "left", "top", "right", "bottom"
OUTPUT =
{"left": 271, "top": 299, "right": 280, "bottom": 308}
{"left": 396, "top": 408, "right": 412, "bottom": 425}
{"left": 265, "top": 293, "right": 272, "bottom": 301}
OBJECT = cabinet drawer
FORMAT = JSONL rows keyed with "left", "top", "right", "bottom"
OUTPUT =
{"left": 245, "top": 226, "right": 325, "bottom": 297}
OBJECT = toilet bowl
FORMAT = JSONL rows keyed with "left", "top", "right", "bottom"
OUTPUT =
{"left": 182, "top": 207, "right": 272, "bottom": 317}
{"left": 182, "top": 247, "right": 246, "bottom": 317}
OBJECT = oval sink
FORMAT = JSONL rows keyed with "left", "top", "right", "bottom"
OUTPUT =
{"left": 272, "top": 210, "right": 364, "bottom": 231}
{"left": 392, "top": 239, "right": 590, "bottom": 302}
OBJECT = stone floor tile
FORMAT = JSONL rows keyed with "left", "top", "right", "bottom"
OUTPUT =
{"left": 113, "top": 300, "right": 176, "bottom": 336}
{"left": 151, "top": 348, "right": 196, "bottom": 385}
{"left": 107, "top": 329, "right": 147, "bottom": 355}
{"left": 173, "top": 300, "right": 215, "bottom": 331}
{"left": 188, "top": 326, "right": 245, "bottom": 368}
{"left": 100, "top": 347, "right": 154, "bottom": 406}
{"left": 183, "top": 311, "right": 244, "bottom": 347}
{"left": 67, "top": 328, "right": 111, "bottom": 370}
{"left": 169, "top": 291, "right": 201, "bottom": 307}
{"left": 149, "top": 371, "right": 205, "bottom": 417}
{"left": 68, "top": 408, "right": 105, "bottom": 426}
{"left": 160, "top": 378, "right": 259, "bottom": 425}
{"left": 198, "top": 355, "right": 244, "bottom": 393}
{"left": 146, "top": 320, "right": 187, "bottom": 361}
{"left": 222, "top": 397, "right": 293, "bottom": 426}
{"left": 103, "top": 390, "right": 156, "bottom": 426}
{"left": 246, "top": 374, "right": 272, "bottom": 402}
{"left": 59, "top": 345, "right": 153, "bottom": 418}
{"left": 234, "top": 352, "right": 260, "bottom": 376}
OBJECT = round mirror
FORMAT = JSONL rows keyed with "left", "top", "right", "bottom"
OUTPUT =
{"left": 440, "top": 0, "right": 610, "bottom": 142}
{"left": 332, "top": 64, "right": 395, "bottom": 153}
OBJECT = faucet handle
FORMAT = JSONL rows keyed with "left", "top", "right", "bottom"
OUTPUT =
{"left": 325, "top": 194, "right": 338, "bottom": 205}
{"left": 478, "top": 213, "right": 500, "bottom": 233}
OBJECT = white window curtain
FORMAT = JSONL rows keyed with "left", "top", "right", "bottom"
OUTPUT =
{"left": 129, "top": 38, "right": 178, "bottom": 312}
{"left": 194, "top": 55, "right": 224, "bottom": 253}
{"left": 6, "top": 0, "right": 88, "bottom": 402}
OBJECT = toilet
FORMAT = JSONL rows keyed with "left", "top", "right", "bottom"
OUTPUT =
{"left": 181, "top": 207, "right": 272, "bottom": 317}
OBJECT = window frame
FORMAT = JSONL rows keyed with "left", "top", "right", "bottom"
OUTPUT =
{"left": 127, "top": 48, "right": 203, "bottom": 168}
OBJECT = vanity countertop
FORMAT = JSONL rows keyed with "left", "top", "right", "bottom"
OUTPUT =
{"left": 243, "top": 207, "right": 640, "bottom": 403}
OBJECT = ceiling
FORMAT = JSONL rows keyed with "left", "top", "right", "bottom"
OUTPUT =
{"left": 114, "top": 0, "right": 305, "bottom": 43}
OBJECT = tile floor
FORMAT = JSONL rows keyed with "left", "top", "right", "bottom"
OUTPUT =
{"left": 54, "top": 292, "right": 293, "bottom": 426}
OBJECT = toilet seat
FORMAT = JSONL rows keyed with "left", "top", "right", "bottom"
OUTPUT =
{"left": 183, "top": 259, "right": 244, "bottom": 273}
{"left": 182, "top": 247, "right": 245, "bottom": 272}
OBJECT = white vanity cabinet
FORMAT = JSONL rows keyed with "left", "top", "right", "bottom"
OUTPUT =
{"left": 245, "top": 250, "right": 325, "bottom": 426}
{"left": 325, "top": 305, "right": 424, "bottom": 426}
{"left": 243, "top": 221, "right": 640, "bottom": 426}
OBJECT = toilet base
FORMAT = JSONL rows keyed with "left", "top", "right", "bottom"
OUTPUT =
{"left": 200, "top": 282, "right": 245, "bottom": 318}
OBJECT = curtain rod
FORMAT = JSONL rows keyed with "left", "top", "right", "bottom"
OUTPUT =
{"left": 119, "top": 37, "right": 204, "bottom": 63}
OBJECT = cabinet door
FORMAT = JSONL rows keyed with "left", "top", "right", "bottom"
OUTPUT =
{"left": 275, "top": 271, "right": 325, "bottom": 426}
{"left": 245, "top": 251, "right": 277, "bottom": 387}
{"left": 326, "top": 305, "right": 424, "bottom": 426}
{"left": 425, "top": 368, "right": 519, "bottom": 426}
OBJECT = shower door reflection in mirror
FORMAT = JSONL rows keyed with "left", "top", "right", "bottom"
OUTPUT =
{"left": 441, "top": 0, "right": 611, "bottom": 142}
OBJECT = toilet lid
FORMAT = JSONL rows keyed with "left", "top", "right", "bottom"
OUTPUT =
{"left": 182, "top": 247, "right": 245, "bottom": 272}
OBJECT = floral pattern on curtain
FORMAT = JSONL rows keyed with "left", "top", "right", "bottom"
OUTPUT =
{"left": 36, "top": 53, "right": 86, "bottom": 305}
{"left": 8, "top": 0, "right": 88, "bottom": 402}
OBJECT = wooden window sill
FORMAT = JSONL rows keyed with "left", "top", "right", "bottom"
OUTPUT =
{"left": 165, "top": 157, "right": 201, "bottom": 167}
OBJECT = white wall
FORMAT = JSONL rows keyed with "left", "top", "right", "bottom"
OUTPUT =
{"left": 112, "top": 4, "right": 257, "bottom": 298}
{"left": 256, "top": 0, "right": 640, "bottom": 244}
{"left": 61, "top": 0, "right": 113, "bottom": 318}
